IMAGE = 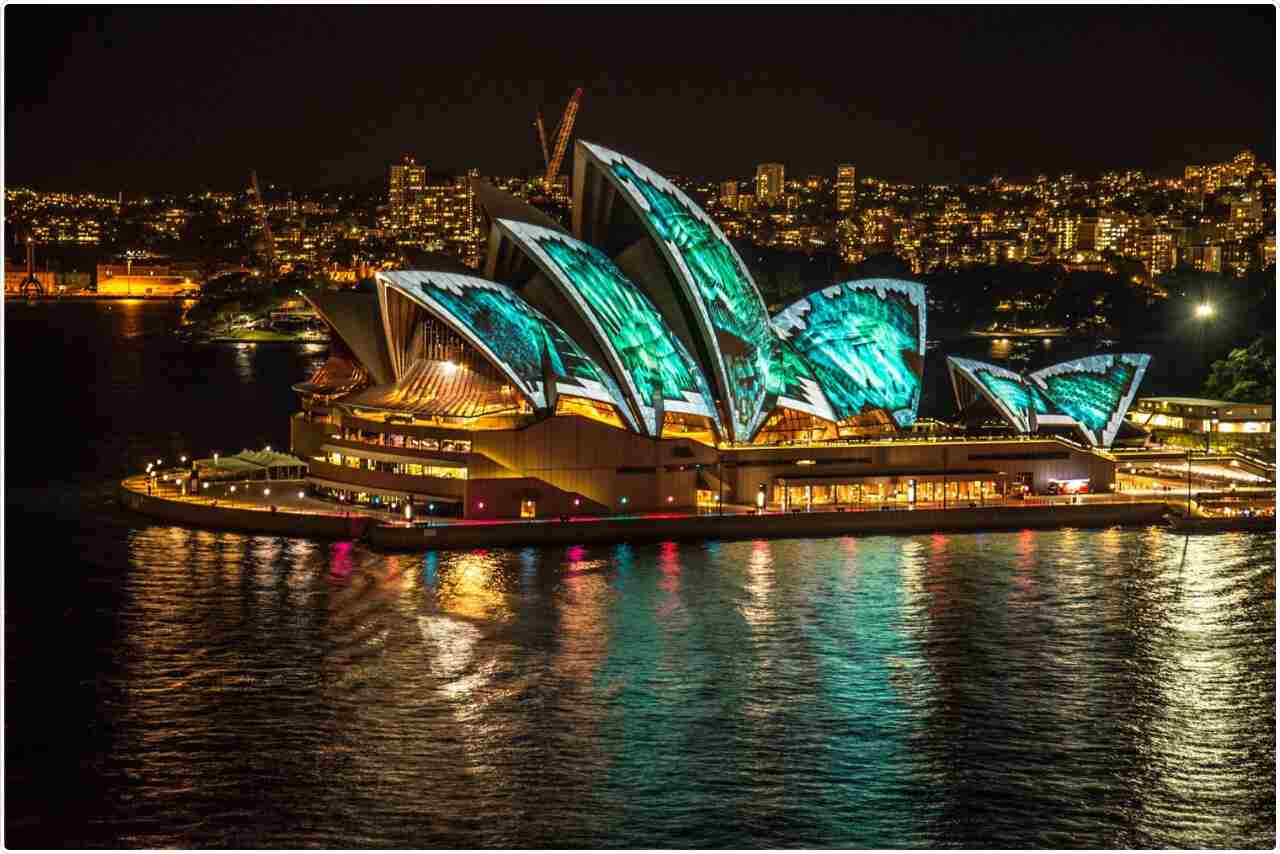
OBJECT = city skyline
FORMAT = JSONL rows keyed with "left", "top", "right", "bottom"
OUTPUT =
{"left": 4, "top": 143, "right": 1276, "bottom": 196}
{"left": 5, "top": 6, "right": 1275, "bottom": 190}
{"left": 8, "top": 145, "right": 1273, "bottom": 283}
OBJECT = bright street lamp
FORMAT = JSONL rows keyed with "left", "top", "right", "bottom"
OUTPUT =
{"left": 1195, "top": 302, "right": 1215, "bottom": 451}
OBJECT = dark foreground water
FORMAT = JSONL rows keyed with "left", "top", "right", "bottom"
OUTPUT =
{"left": 5, "top": 302, "right": 1276, "bottom": 848}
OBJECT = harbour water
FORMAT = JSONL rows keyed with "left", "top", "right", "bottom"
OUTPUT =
{"left": 4, "top": 302, "right": 1275, "bottom": 847}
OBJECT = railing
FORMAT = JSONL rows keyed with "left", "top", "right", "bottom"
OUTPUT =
{"left": 720, "top": 433, "right": 1097, "bottom": 453}
{"left": 121, "top": 475, "right": 399, "bottom": 521}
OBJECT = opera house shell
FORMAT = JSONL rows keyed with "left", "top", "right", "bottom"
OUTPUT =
{"left": 947, "top": 353, "right": 1151, "bottom": 448}
{"left": 289, "top": 141, "right": 1148, "bottom": 518}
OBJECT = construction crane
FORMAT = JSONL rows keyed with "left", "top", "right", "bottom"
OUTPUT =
{"left": 534, "top": 113, "right": 551, "bottom": 176}
{"left": 534, "top": 87, "right": 583, "bottom": 190}
{"left": 249, "top": 170, "right": 276, "bottom": 275}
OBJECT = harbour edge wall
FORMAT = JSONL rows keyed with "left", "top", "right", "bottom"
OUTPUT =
{"left": 120, "top": 481, "right": 1174, "bottom": 551}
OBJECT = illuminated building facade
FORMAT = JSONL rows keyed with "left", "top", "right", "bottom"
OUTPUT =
{"left": 756, "top": 163, "right": 785, "bottom": 206}
{"left": 1127, "top": 397, "right": 1273, "bottom": 455}
{"left": 387, "top": 158, "right": 481, "bottom": 266}
{"left": 719, "top": 181, "right": 739, "bottom": 209}
{"left": 289, "top": 142, "right": 1132, "bottom": 519}
{"left": 835, "top": 164, "right": 857, "bottom": 214}
{"left": 389, "top": 156, "right": 427, "bottom": 231}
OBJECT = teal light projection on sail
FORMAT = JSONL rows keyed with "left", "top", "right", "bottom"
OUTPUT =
{"left": 378, "top": 271, "right": 637, "bottom": 430}
{"left": 580, "top": 142, "right": 833, "bottom": 440}
{"left": 494, "top": 220, "right": 722, "bottom": 438}
{"left": 773, "top": 280, "right": 926, "bottom": 428}
{"left": 949, "top": 353, "right": 1150, "bottom": 447}
{"left": 976, "top": 369, "right": 1055, "bottom": 418}
{"left": 948, "top": 355, "right": 1069, "bottom": 436}
{"left": 1029, "top": 354, "right": 1150, "bottom": 447}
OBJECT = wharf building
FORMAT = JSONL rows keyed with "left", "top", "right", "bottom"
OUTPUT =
{"left": 1126, "top": 396, "right": 1274, "bottom": 454}
{"left": 290, "top": 142, "right": 1147, "bottom": 519}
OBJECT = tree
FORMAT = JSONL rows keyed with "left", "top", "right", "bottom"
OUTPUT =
{"left": 214, "top": 301, "right": 242, "bottom": 333}
{"left": 1202, "top": 338, "right": 1276, "bottom": 403}
{"left": 179, "top": 208, "right": 246, "bottom": 282}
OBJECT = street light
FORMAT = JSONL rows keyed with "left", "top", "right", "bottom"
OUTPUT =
{"left": 1195, "top": 302, "right": 1215, "bottom": 452}
{"left": 1186, "top": 447, "right": 1193, "bottom": 517}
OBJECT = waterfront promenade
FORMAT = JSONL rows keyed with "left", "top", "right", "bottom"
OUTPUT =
{"left": 119, "top": 474, "right": 1193, "bottom": 551}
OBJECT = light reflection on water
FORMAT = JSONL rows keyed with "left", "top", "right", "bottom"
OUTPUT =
{"left": 36, "top": 527, "right": 1269, "bottom": 848}
{"left": 3, "top": 304, "right": 1274, "bottom": 848}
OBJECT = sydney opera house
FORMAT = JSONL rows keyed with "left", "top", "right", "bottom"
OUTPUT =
{"left": 289, "top": 141, "right": 1150, "bottom": 519}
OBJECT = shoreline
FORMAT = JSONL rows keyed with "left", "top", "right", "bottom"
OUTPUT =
{"left": 968, "top": 328, "right": 1070, "bottom": 338}
{"left": 199, "top": 335, "right": 328, "bottom": 344}
{"left": 6, "top": 293, "right": 197, "bottom": 302}
{"left": 118, "top": 478, "right": 1205, "bottom": 551}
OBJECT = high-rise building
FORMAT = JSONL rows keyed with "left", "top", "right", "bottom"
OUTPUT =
{"left": 1229, "top": 193, "right": 1263, "bottom": 223}
{"left": 1182, "top": 243, "right": 1223, "bottom": 274}
{"left": 387, "top": 158, "right": 482, "bottom": 267}
{"left": 389, "top": 156, "right": 426, "bottom": 232}
{"left": 755, "top": 163, "right": 784, "bottom": 206}
{"left": 719, "top": 180, "right": 739, "bottom": 208}
{"left": 1134, "top": 230, "right": 1175, "bottom": 279}
{"left": 460, "top": 170, "right": 481, "bottom": 268}
{"left": 861, "top": 208, "right": 895, "bottom": 254}
{"left": 1052, "top": 215, "right": 1079, "bottom": 253}
{"left": 835, "top": 164, "right": 857, "bottom": 214}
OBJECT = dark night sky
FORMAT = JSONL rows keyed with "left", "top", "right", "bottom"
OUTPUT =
{"left": 5, "top": 5, "right": 1275, "bottom": 191}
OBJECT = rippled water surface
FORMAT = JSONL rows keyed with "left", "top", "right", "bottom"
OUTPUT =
{"left": 5, "top": 303, "right": 1276, "bottom": 848}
